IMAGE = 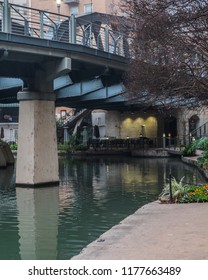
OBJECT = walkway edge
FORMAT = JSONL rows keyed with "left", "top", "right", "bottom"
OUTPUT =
{"left": 72, "top": 200, "right": 208, "bottom": 260}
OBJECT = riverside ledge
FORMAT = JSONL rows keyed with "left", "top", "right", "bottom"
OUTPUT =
{"left": 71, "top": 152, "right": 208, "bottom": 260}
{"left": 72, "top": 201, "right": 208, "bottom": 260}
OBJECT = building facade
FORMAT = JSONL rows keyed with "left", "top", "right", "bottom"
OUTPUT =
{"left": 23, "top": 0, "right": 120, "bottom": 16}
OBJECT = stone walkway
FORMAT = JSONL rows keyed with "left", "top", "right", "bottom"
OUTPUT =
{"left": 72, "top": 201, "right": 208, "bottom": 260}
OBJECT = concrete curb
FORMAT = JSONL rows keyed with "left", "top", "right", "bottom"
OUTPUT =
{"left": 72, "top": 201, "right": 208, "bottom": 260}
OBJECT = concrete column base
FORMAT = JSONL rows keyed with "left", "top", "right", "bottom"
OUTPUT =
{"left": 16, "top": 90, "right": 59, "bottom": 187}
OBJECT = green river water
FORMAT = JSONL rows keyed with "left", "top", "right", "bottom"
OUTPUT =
{"left": 0, "top": 156, "right": 206, "bottom": 260}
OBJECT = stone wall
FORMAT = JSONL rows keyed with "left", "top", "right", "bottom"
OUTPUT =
{"left": 176, "top": 106, "right": 208, "bottom": 145}
{"left": 0, "top": 142, "right": 14, "bottom": 168}
{"left": 104, "top": 111, "right": 158, "bottom": 139}
{"left": 91, "top": 110, "right": 159, "bottom": 139}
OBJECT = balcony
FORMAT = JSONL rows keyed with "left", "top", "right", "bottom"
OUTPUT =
{"left": 64, "top": 0, "right": 79, "bottom": 4}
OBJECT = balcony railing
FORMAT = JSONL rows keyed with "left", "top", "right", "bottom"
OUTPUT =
{"left": 0, "top": 1, "right": 130, "bottom": 58}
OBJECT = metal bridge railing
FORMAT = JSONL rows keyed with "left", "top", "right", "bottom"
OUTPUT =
{"left": 88, "top": 135, "right": 190, "bottom": 151}
{"left": 0, "top": 1, "right": 129, "bottom": 57}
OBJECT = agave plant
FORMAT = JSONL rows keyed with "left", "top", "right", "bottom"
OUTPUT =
{"left": 159, "top": 176, "right": 188, "bottom": 202}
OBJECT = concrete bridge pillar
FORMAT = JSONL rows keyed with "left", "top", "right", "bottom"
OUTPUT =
{"left": 15, "top": 57, "right": 71, "bottom": 187}
{"left": 16, "top": 90, "right": 59, "bottom": 187}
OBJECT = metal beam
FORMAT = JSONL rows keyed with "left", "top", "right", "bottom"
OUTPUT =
{"left": 0, "top": 77, "right": 23, "bottom": 90}
{"left": 54, "top": 75, "right": 73, "bottom": 91}
{"left": 56, "top": 79, "right": 104, "bottom": 98}
{"left": 78, "top": 83, "right": 124, "bottom": 101}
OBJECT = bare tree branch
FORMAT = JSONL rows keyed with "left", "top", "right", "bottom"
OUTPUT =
{"left": 121, "top": 0, "right": 208, "bottom": 109}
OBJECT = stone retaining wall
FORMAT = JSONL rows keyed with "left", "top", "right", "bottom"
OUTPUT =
{"left": 131, "top": 148, "right": 170, "bottom": 157}
{"left": 182, "top": 155, "right": 208, "bottom": 179}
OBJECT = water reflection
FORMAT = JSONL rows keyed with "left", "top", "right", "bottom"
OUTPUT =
{"left": 0, "top": 157, "right": 206, "bottom": 260}
{"left": 0, "top": 166, "right": 19, "bottom": 260}
{"left": 16, "top": 187, "right": 59, "bottom": 260}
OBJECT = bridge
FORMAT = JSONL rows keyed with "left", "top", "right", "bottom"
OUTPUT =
{"left": 0, "top": 1, "right": 129, "bottom": 108}
{"left": 0, "top": 0, "right": 130, "bottom": 187}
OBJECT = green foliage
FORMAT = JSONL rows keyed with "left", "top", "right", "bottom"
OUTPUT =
{"left": 159, "top": 176, "right": 188, "bottom": 202}
{"left": 182, "top": 145, "right": 196, "bottom": 156}
{"left": 194, "top": 137, "right": 208, "bottom": 150}
{"left": 179, "top": 184, "right": 208, "bottom": 203}
{"left": 56, "top": 119, "right": 64, "bottom": 127}
{"left": 182, "top": 137, "right": 208, "bottom": 157}
{"left": 9, "top": 143, "right": 18, "bottom": 150}
{"left": 74, "top": 144, "right": 88, "bottom": 151}
{"left": 58, "top": 143, "right": 70, "bottom": 151}
{"left": 159, "top": 176, "right": 208, "bottom": 203}
{"left": 191, "top": 137, "right": 208, "bottom": 167}
{"left": 197, "top": 150, "right": 208, "bottom": 166}
{"left": 58, "top": 135, "right": 88, "bottom": 153}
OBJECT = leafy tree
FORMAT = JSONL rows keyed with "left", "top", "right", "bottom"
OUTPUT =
{"left": 121, "top": 0, "right": 208, "bottom": 109}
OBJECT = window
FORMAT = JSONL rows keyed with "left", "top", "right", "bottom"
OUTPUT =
{"left": 70, "top": 6, "right": 78, "bottom": 15}
{"left": 84, "top": 3, "right": 93, "bottom": 14}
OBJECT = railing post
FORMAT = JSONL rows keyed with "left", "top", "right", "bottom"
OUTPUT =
{"left": 3, "top": 0, "right": 11, "bottom": 33}
{"left": 119, "top": 34, "right": 124, "bottom": 56}
{"left": 189, "top": 133, "right": 192, "bottom": 145}
{"left": 104, "top": 25, "right": 109, "bottom": 52}
{"left": 163, "top": 133, "right": 166, "bottom": 149}
{"left": 0, "top": 3, "right": 2, "bottom": 31}
{"left": 69, "top": 14, "right": 76, "bottom": 44}
{"left": 24, "top": 19, "right": 29, "bottom": 36}
{"left": 40, "top": 11, "right": 44, "bottom": 39}
{"left": 169, "top": 173, "right": 173, "bottom": 203}
{"left": 168, "top": 133, "right": 171, "bottom": 148}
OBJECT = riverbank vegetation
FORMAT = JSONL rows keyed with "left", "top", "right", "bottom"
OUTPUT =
{"left": 159, "top": 176, "right": 208, "bottom": 203}
{"left": 159, "top": 136, "right": 208, "bottom": 203}
{"left": 182, "top": 137, "right": 208, "bottom": 168}
{"left": 57, "top": 135, "right": 88, "bottom": 153}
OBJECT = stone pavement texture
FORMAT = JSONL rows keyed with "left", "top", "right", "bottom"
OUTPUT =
{"left": 72, "top": 201, "right": 208, "bottom": 260}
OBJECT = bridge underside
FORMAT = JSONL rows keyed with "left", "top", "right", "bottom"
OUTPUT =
{"left": 0, "top": 75, "right": 201, "bottom": 111}
{"left": 0, "top": 76, "right": 127, "bottom": 111}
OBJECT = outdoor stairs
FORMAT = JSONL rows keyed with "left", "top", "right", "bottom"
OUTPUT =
{"left": 190, "top": 121, "right": 208, "bottom": 139}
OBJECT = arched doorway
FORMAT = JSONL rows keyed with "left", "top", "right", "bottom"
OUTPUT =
{"left": 164, "top": 116, "right": 177, "bottom": 137}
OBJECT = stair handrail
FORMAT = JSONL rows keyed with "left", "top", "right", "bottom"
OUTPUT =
{"left": 190, "top": 121, "right": 208, "bottom": 139}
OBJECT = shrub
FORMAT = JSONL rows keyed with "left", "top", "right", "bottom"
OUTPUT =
{"left": 182, "top": 137, "right": 208, "bottom": 157}
{"left": 197, "top": 150, "right": 208, "bottom": 167}
{"left": 58, "top": 143, "right": 70, "bottom": 151}
{"left": 58, "top": 135, "right": 88, "bottom": 153}
{"left": 74, "top": 144, "right": 88, "bottom": 151}
{"left": 10, "top": 143, "right": 17, "bottom": 150}
{"left": 182, "top": 145, "right": 196, "bottom": 156}
{"left": 194, "top": 137, "right": 208, "bottom": 150}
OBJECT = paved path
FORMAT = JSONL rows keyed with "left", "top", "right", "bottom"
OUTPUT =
{"left": 72, "top": 201, "right": 208, "bottom": 260}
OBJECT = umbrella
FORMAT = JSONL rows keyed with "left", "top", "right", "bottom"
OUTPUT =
{"left": 94, "top": 125, "right": 100, "bottom": 139}
{"left": 0, "top": 127, "right": 4, "bottom": 139}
